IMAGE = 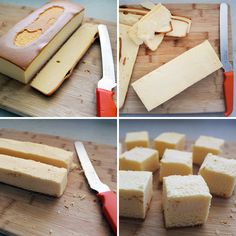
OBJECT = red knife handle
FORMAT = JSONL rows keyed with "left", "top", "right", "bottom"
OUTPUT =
{"left": 224, "top": 71, "right": 234, "bottom": 116}
{"left": 96, "top": 88, "right": 117, "bottom": 117}
{"left": 97, "top": 191, "right": 117, "bottom": 234}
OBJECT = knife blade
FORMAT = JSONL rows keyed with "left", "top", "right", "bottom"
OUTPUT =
{"left": 96, "top": 24, "right": 117, "bottom": 117}
{"left": 220, "top": 3, "right": 234, "bottom": 116}
{"left": 74, "top": 141, "right": 117, "bottom": 234}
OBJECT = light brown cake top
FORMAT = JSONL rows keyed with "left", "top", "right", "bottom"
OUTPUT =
{"left": 163, "top": 175, "right": 211, "bottom": 198}
{"left": 0, "top": 1, "right": 84, "bottom": 69}
{"left": 200, "top": 154, "right": 236, "bottom": 177}
{"left": 194, "top": 135, "right": 224, "bottom": 149}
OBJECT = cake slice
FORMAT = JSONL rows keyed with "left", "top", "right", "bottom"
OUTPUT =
{"left": 119, "top": 11, "right": 143, "bottom": 26}
{"left": 0, "top": 1, "right": 84, "bottom": 83}
{"left": 144, "top": 33, "right": 165, "bottom": 51}
{"left": 128, "top": 4, "right": 171, "bottom": 45}
{"left": 132, "top": 40, "right": 222, "bottom": 111}
{"left": 166, "top": 18, "right": 189, "bottom": 37}
{"left": 0, "top": 138, "right": 73, "bottom": 170}
{"left": 31, "top": 23, "right": 98, "bottom": 95}
{"left": 119, "top": 24, "right": 139, "bottom": 108}
{"left": 0, "top": 154, "right": 67, "bottom": 197}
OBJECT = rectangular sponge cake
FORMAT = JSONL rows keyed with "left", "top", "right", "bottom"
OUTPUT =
{"left": 0, "top": 138, "right": 73, "bottom": 170}
{"left": 0, "top": 1, "right": 84, "bottom": 83}
{"left": 0, "top": 154, "right": 67, "bottom": 197}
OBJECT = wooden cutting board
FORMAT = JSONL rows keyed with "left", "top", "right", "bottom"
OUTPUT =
{"left": 120, "top": 140, "right": 236, "bottom": 235}
{"left": 0, "top": 129, "right": 116, "bottom": 236}
{"left": 120, "top": 4, "right": 233, "bottom": 115}
{"left": 0, "top": 4, "right": 116, "bottom": 117}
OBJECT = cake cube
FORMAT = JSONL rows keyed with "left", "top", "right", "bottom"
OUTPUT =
{"left": 192, "top": 135, "right": 224, "bottom": 165}
{"left": 163, "top": 175, "right": 212, "bottom": 228}
{"left": 159, "top": 149, "right": 192, "bottom": 182}
{"left": 125, "top": 131, "right": 149, "bottom": 150}
{"left": 119, "top": 170, "right": 153, "bottom": 219}
{"left": 120, "top": 147, "right": 159, "bottom": 172}
{"left": 154, "top": 132, "right": 185, "bottom": 158}
{"left": 199, "top": 154, "right": 236, "bottom": 198}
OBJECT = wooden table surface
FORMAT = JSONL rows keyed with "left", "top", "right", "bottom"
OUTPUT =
{"left": 120, "top": 140, "right": 236, "bottom": 236}
{"left": 0, "top": 129, "right": 116, "bottom": 236}
{"left": 0, "top": 3, "right": 117, "bottom": 117}
{"left": 120, "top": 4, "right": 232, "bottom": 115}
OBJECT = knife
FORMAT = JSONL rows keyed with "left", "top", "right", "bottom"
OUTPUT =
{"left": 74, "top": 141, "right": 117, "bottom": 234}
{"left": 97, "top": 24, "right": 117, "bottom": 117}
{"left": 220, "top": 3, "right": 234, "bottom": 116}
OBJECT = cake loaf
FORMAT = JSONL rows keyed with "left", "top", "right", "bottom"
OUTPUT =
{"left": 0, "top": 1, "right": 84, "bottom": 83}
